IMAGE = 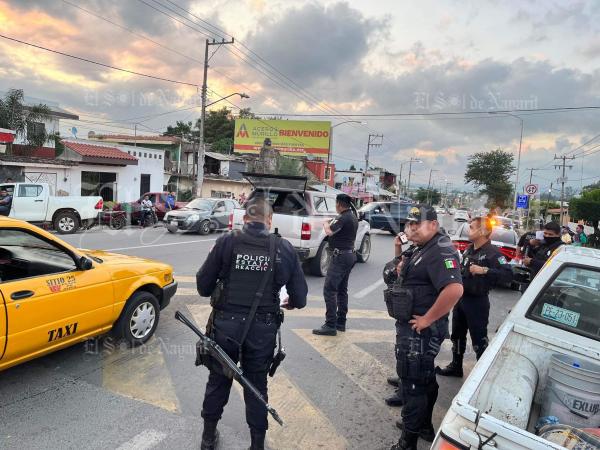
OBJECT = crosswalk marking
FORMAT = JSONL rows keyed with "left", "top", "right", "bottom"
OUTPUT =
{"left": 186, "top": 303, "right": 347, "bottom": 450}
{"left": 294, "top": 329, "right": 397, "bottom": 418}
{"left": 116, "top": 429, "right": 167, "bottom": 450}
{"left": 102, "top": 339, "right": 180, "bottom": 413}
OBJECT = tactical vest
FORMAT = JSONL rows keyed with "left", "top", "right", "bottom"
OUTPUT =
{"left": 225, "top": 232, "right": 277, "bottom": 308}
{"left": 401, "top": 233, "right": 444, "bottom": 315}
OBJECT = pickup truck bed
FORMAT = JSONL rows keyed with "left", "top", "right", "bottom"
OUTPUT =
{"left": 231, "top": 173, "right": 371, "bottom": 276}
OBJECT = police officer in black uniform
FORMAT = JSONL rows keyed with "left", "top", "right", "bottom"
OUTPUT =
{"left": 524, "top": 221, "right": 563, "bottom": 277}
{"left": 389, "top": 205, "right": 463, "bottom": 450}
{"left": 436, "top": 216, "right": 512, "bottom": 378}
{"left": 313, "top": 194, "right": 358, "bottom": 336}
{"left": 196, "top": 197, "right": 308, "bottom": 450}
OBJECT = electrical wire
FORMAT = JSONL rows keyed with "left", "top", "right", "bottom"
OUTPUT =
{"left": 0, "top": 33, "right": 199, "bottom": 87}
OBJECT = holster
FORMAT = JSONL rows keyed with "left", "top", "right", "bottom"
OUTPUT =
{"left": 384, "top": 283, "right": 414, "bottom": 322}
{"left": 210, "top": 280, "right": 226, "bottom": 308}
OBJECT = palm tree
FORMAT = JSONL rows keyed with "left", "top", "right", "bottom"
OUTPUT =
{"left": 0, "top": 89, "right": 52, "bottom": 150}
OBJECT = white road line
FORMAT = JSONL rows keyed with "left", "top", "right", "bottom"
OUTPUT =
{"left": 353, "top": 278, "right": 385, "bottom": 299}
{"left": 116, "top": 429, "right": 167, "bottom": 450}
{"left": 106, "top": 238, "right": 217, "bottom": 251}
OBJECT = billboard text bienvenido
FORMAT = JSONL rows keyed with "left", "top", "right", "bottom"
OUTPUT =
{"left": 234, "top": 119, "right": 331, "bottom": 157}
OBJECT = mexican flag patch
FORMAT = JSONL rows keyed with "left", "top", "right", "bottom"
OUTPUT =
{"left": 444, "top": 258, "right": 458, "bottom": 269}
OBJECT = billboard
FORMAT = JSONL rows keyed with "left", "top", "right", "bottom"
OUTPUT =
{"left": 234, "top": 119, "right": 331, "bottom": 157}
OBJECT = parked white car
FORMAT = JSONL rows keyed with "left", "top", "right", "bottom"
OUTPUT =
{"left": 0, "top": 182, "right": 103, "bottom": 234}
{"left": 433, "top": 245, "right": 600, "bottom": 449}
{"left": 454, "top": 209, "right": 470, "bottom": 222}
{"left": 231, "top": 173, "right": 371, "bottom": 276}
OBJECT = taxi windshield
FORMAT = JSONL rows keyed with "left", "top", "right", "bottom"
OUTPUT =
{"left": 185, "top": 199, "right": 215, "bottom": 211}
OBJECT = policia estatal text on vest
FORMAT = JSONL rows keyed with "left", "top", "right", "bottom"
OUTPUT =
{"left": 196, "top": 197, "right": 308, "bottom": 450}
{"left": 386, "top": 205, "right": 463, "bottom": 450}
{"left": 436, "top": 216, "right": 512, "bottom": 378}
{"left": 313, "top": 193, "right": 359, "bottom": 336}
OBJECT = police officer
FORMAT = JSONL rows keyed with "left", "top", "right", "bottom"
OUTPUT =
{"left": 313, "top": 194, "right": 358, "bottom": 336}
{"left": 390, "top": 205, "right": 463, "bottom": 450}
{"left": 436, "top": 217, "right": 512, "bottom": 378}
{"left": 196, "top": 197, "right": 308, "bottom": 450}
{"left": 524, "top": 221, "right": 563, "bottom": 277}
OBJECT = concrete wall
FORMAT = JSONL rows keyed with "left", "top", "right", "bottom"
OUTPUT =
{"left": 200, "top": 178, "right": 251, "bottom": 199}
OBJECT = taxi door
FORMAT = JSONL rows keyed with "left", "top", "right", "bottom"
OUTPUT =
{"left": 0, "top": 232, "right": 114, "bottom": 365}
{"left": 0, "top": 290, "right": 6, "bottom": 361}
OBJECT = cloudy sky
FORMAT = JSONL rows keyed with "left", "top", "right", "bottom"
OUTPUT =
{"left": 1, "top": 0, "right": 600, "bottom": 191}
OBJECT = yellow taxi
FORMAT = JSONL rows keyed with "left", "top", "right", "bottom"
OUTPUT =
{"left": 0, "top": 217, "right": 177, "bottom": 372}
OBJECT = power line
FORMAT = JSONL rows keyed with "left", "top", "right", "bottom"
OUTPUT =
{"left": 0, "top": 33, "right": 199, "bottom": 87}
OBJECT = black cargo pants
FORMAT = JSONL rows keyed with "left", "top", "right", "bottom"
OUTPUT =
{"left": 323, "top": 251, "right": 356, "bottom": 328}
{"left": 450, "top": 295, "right": 490, "bottom": 359}
{"left": 395, "top": 319, "right": 447, "bottom": 433}
{"left": 201, "top": 310, "right": 278, "bottom": 432}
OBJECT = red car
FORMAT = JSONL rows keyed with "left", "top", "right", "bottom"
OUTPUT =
{"left": 450, "top": 223, "right": 519, "bottom": 261}
{"left": 114, "top": 192, "right": 188, "bottom": 224}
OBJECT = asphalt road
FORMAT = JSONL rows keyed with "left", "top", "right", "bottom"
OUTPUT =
{"left": 0, "top": 216, "right": 520, "bottom": 450}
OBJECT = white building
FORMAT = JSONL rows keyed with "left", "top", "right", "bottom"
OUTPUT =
{"left": 59, "top": 139, "right": 165, "bottom": 202}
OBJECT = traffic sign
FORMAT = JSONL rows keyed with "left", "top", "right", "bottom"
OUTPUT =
{"left": 524, "top": 184, "right": 538, "bottom": 195}
{"left": 517, "top": 194, "right": 529, "bottom": 209}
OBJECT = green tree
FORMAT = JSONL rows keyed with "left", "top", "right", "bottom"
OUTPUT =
{"left": 464, "top": 148, "right": 515, "bottom": 209}
{"left": 415, "top": 188, "right": 441, "bottom": 204}
{"left": 349, "top": 164, "right": 356, "bottom": 171}
{"left": 164, "top": 120, "right": 194, "bottom": 139}
{"left": 569, "top": 188, "right": 600, "bottom": 248}
{"left": 0, "top": 89, "right": 51, "bottom": 149}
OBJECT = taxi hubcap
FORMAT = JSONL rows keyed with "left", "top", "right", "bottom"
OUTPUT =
{"left": 130, "top": 301, "right": 156, "bottom": 339}
{"left": 59, "top": 217, "right": 75, "bottom": 231}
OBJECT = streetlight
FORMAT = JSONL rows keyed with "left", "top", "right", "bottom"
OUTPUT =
{"left": 489, "top": 111, "right": 524, "bottom": 221}
{"left": 324, "top": 120, "right": 367, "bottom": 191}
{"left": 397, "top": 158, "right": 423, "bottom": 198}
{"left": 196, "top": 92, "right": 249, "bottom": 195}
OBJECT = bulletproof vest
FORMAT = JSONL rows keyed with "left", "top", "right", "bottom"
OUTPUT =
{"left": 400, "top": 234, "right": 443, "bottom": 315}
{"left": 225, "top": 232, "right": 276, "bottom": 308}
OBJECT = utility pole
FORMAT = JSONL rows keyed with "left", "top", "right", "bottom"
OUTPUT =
{"left": 426, "top": 169, "right": 439, "bottom": 205}
{"left": 554, "top": 155, "right": 575, "bottom": 226}
{"left": 364, "top": 134, "right": 383, "bottom": 192}
{"left": 544, "top": 182, "right": 553, "bottom": 223}
{"left": 196, "top": 38, "right": 235, "bottom": 197}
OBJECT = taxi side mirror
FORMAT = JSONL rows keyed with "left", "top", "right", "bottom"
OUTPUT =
{"left": 78, "top": 256, "right": 93, "bottom": 271}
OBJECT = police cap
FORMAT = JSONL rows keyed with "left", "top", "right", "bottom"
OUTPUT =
{"left": 407, "top": 204, "right": 437, "bottom": 223}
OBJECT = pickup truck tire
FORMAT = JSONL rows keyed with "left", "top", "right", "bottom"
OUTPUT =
{"left": 310, "top": 240, "right": 331, "bottom": 277}
{"left": 114, "top": 291, "right": 160, "bottom": 346}
{"left": 198, "top": 220, "right": 211, "bottom": 235}
{"left": 54, "top": 211, "right": 79, "bottom": 234}
{"left": 356, "top": 234, "right": 371, "bottom": 263}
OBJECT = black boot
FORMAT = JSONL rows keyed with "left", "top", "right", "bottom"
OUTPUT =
{"left": 385, "top": 389, "right": 404, "bottom": 407}
{"left": 395, "top": 421, "right": 435, "bottom": 442}
{"left": 312, "top": 324, "right": 337, "bottom": 336}
{"left": 387, "top": 376, "right": 399, "bottom": 387}
{"left": 248, "top": 429, "right": 265, "bottom": 450}
{"left": 336, "top": 321, "right": 346, "bottom": 332}
{"left": 200, "top": 420, "right": 219, "bottom": 450}
{"left": 435, "top": 353, "right": 463, "bottom": 377}
{"left": 390, "top": 430, "right": 419, "bottom": 450}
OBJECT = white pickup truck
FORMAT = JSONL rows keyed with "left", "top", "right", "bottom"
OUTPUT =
{"left": 434, "top": 245, "right": 600, "bottom": 450}
{"left": 0, "top": 182, "right": 103, "bottom": 234}
{"left": 231, "top": 173, "right": 371, "bottom": 276}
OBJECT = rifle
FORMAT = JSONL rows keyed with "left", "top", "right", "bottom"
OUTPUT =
{"left": 174, "top": 310, "right": 284, "bottom": 426}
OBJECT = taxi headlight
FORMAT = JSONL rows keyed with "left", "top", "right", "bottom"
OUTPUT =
{"left": 187, "top": 214, "right": 200, "bottom": 222}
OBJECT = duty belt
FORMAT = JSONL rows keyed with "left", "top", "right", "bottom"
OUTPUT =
{"left": 332, "top": 248, "right": 355, "bottom": 256}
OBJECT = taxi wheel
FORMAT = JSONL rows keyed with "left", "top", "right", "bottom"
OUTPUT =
{"left": 116, "top": 291, "right": 160, "bottom": 346}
